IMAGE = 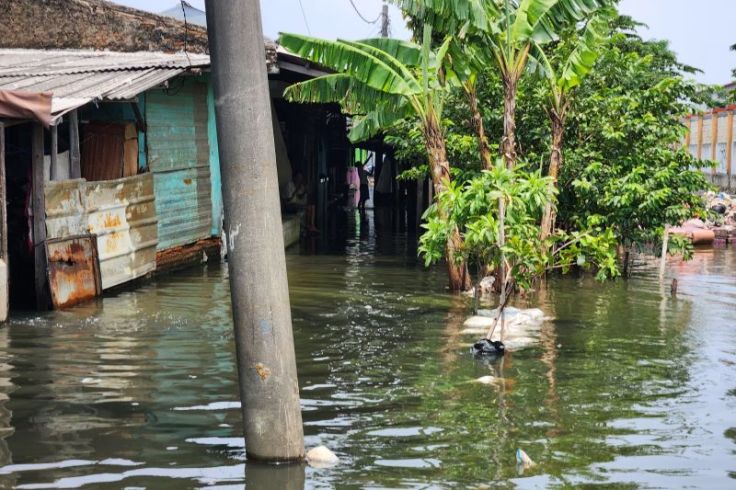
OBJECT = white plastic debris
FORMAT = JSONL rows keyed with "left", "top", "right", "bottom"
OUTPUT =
{"left": 516, "top": 448, "right": 535, "bottom": 468}
{"left": 475, "top": 376, "right": 502, "bottom": 386}
{"left": 306, "top": 445, "right": 339, "bottom": 468}
{"left": 461, "top": 307, "right": 546, "bottom": 350}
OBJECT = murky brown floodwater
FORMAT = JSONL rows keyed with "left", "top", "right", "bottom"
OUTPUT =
{"left": 0, "top": 209, "right": 734, "bottom": 489}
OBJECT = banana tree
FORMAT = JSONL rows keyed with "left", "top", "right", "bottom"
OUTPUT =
{"left": 395, "top": 0, "right": 611, "bottom": 169}
{"left": 279, "top": 27, "right": 472, "bottom": 291}
{"left": 531, "top": 12, "right": 612, "bottom": 239}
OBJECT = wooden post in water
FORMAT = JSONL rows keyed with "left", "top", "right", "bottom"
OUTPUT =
{"left": 659, "top": 225, "right": 670, "bottom": 283}
{"left": 205, "top": 0, "right": 305, "bottom": 461}
{"left": 0, "top": 123, "right": 7, "bottom": 322}
{"left": 31, "top": 123, "right": 49, "bottom": 310}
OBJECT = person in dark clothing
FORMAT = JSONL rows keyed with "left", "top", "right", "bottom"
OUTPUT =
{"left": 357, "top": 163, "right": 370, "bottom": 211}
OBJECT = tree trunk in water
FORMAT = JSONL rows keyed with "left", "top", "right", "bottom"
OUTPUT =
{"left": 497, "top": 75, "right": 520, "bottom": 298}
{"left": 466, "top": 84, "right": 493, "bottom": 171}
{"left": 424, "top": 117, "right": 471, "bottom": 292}
{"left": 502, "top": 76, "right": 518, "bottom": 170}
{"left": 541, "top": 111, "right": 565, "bottom": 240}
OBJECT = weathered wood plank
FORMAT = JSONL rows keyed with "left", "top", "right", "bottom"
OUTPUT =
{"left": 32, "top": 123, "right": 49, "bottom": 310}
{"left": 69, "top": 110, "right": 81, "bottom": 179}
{"left": 0, "top": 123, "right": 7, "bottom": 262}
{"left": 50, "top": 124, "right": 58, "bottom": 181}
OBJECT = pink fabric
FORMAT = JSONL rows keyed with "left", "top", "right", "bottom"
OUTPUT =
{"left": 0, "top": 90, "right": 53, "bottom": 127}
{"left": 347, "top": 167, "right": 360, "bottom": 207}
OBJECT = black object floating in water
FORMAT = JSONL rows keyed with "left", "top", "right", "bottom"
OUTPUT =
{"left": 471, "top": 339, "right": 505, "bottom": 357}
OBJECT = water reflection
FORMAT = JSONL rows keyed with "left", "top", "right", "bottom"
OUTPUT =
{"left": 0, "top": 209, "right": 732, "bottom": 488}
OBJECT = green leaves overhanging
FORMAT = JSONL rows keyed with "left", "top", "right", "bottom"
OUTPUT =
{"left": 278, "top": 33, "right": 415, "bottom": 96}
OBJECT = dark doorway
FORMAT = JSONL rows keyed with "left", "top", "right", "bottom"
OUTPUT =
{"left": 4, "top": 123, "right": 35, "bottom": 310}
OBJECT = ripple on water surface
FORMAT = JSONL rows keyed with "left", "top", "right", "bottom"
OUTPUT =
{"left": 0, "top": 215, "right": 734, "bottom": 488}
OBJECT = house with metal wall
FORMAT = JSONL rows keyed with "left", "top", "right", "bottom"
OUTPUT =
{"left": 0, "top": 1, "right": 353, "bottom": 318}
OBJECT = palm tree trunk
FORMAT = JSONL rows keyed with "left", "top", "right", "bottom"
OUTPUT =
{"left": 541, "top": 111, "right": 565, "bottom": 240}
{"left": 465, "top": 83, "right": 493, "bottom": 170}
{"left": 424, "top": 116, "right": 471, "bottom": 292}
{"left": 502, "top": 75, "right": 518, "bottom": 170}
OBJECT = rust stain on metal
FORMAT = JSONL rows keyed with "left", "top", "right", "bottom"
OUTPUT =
{"left": 45, "top": 174, "right": 158, "bottom": 291}
{"left": 183, "top": 178, "right": 193, "bottom": 185}
{"left": 155, "top": 237, "right": 220, "bottom": 272}
{"left": 46, "top": 235, "right": 101, "bottom": 309}
{"left": 102, "top": 213, "right": 122, "bottom": 229}
{"left": 104, "top": 232, "right": 122, "bottom": 255}
{"left": 254, "top": 363, "right": 271, "bottom": 381}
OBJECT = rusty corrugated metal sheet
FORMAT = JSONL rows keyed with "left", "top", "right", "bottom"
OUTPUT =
{"left": 46, "top": 235, "right": 101, "bottom": 309}
{"left": 147, "top": 80, "right": 212, "bottom": 250}
{"left": 45, "top": 173, "right": 158, "bottom": 291}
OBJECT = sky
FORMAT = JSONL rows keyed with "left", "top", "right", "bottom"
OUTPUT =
{"left": 116, "top": 0, "right": 735, "bottom": 85}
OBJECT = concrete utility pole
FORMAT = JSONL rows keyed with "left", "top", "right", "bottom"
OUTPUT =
{"left": 381, "top": 2, "right": 390, "bottom": 37}
{"left": 205, "top": 0, "right": 305, "bottom": 462}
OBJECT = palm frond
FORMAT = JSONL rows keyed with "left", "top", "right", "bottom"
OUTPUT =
{"left": 348, "top": 102, "right": 413, "bottom": 142}
{"left": 558, "top": 11, "right": 611, "bottom": 91}
{"left": 283, "top": 73, "right": 404, "bottom": 112}
{"left": 390, "top": 0, "right": 491, "bottom": 32}
{"left": 510, "top": 0, "right": 558, "bottom": 44}
{"left": 278, "top": 33, "right": 415, "bottom": 96}
{"left": 355, "top": 38, "right": 423, "bottom": 67}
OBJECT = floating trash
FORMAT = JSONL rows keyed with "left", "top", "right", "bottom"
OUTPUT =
{"left": 306, "top": 445, "right": 339, "bottom": 469}
{"left": 516, "top": 448, "right": 534, "bottom": 468}
{"left": 471, "top": 339, "right": 505, "bottom": 357}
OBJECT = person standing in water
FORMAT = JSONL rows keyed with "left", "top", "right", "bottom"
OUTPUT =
{"left": 357, "top": 163, "right": 370, "bottom": 212}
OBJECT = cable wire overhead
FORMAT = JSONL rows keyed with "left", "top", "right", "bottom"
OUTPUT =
{"left": 297, "top": 0, "right": 312, "bottom": 34}
{"left": 348, "top": 0, "right": 381, "bottom": 24}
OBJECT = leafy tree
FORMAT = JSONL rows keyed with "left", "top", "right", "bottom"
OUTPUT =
{"left": 394, "top": 0, "right": 611, "bottom": 304}
{"left": 558, "top": 18, "right": 713, "bottom": 271}
{"left": 530, "top": 11, "right": 613, "bottom": 239}
{"left": 279, "top": 28, "right": 472, "bottom": 290}
{"left": 394, "top": 0, "right": 611, "bottom": 169}
{"left": 419, "top": 162, "right": 618, "bottom": 318}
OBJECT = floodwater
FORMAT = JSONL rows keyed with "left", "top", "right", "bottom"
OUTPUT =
{"left": 0, "top": 210, "right": 734, "bottom": 489}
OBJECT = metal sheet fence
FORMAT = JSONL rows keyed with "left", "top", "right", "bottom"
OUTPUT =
{"left": 146, "top": 80, "right": 213, "bottom": 250}
{"left": 45, "top": 173, "right": 158, "bottom": 290}
{"left": 684, "top": 107, "right": 736, "bottom": 189}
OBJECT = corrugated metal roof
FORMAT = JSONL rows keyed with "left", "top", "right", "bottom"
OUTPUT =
{"left": 0, "top": 49, "right": 210, "bottom": 122}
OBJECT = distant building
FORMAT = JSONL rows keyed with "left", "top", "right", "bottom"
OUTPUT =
{"left": 683, "top": 105, "right": 736, "bottom": 190}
